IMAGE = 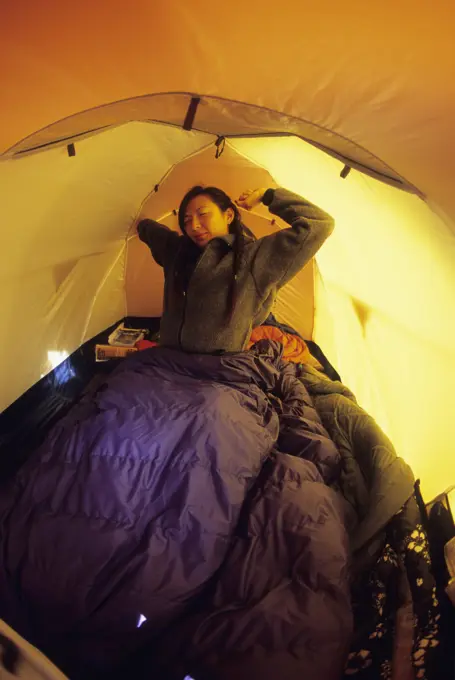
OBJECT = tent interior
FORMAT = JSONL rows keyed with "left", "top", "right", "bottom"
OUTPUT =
{"left": 2, "top": 0, "right": 455, "bottom": 502}
{"left": 1, "top": 118, "right": 454, "bottom": 501}
{"left": 2, "top": 2, "right": 455, "bottom": 678}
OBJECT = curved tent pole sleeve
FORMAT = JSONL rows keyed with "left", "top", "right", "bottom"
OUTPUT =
{"left": 125, "top": 139, "right": 217, "bottom": 242}
{"left": 126, "top": 211, "right": 177, "bottom": 241}
{"left": 127, "top": 206, "right": 278, "bottom": 242}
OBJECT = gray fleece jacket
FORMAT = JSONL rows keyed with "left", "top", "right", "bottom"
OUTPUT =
{"left": 137, "top": 188, "right": 334, "bottom": 353}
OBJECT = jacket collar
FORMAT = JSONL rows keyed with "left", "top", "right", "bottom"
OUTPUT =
{"left": 182, "top": 233, "right": 235, "bottom": 250}
{"left": 214, "top": 234, "right": 236, "bottom": 247}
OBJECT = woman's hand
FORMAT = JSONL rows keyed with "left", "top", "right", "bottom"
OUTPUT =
{"left": 235, "top": 188, "right": 267, "bottom": 211}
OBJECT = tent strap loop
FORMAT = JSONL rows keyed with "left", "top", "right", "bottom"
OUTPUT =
{"left": 183, "top": 97, "right": 201, "bottom": 131}
{"left": 340, "top": 165, "right": 351, "bottom": 179}
{"left": 215, "top": 136, "right": 226, "bottom": 159}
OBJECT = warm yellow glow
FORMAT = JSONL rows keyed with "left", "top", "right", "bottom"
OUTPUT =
{"left": 40, "top": 350, "right": 69, "bottom": 380}
{"left": 0, "top": 123, "right": 208, "bottom": 410}
{"left": 47, "top": 350, "right": 69, "bottom": 370}
{"left": 231, "top": 137, "right": 455, "bottom": 500}
{"left": 2, "top": 125, "right": 455, "bottom": 501}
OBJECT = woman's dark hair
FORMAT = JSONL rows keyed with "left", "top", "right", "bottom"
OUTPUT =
{"left": 178, "top": 186, "right": 255, "bottom": 322}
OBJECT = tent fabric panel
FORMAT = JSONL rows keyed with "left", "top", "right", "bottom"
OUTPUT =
{"left": 0, "top": 123, "right": 213, "bottom": 411}
{"left": 5, "top": 94, "right": 203, "bottom": 156}
{"left": 0, "top": 248, "right": 121, "bottom": 411}
{"left": 272, "top": 261, "right": 315, "bottom": 340}
{"left": 4, "top": 94, "right": 410, "bottom": 191}
{"left": 0, "top": 267, "right": 60, "bottom": 410}
{"left": 322, "top": 282, "right": 455, "bottom": 501}
{"left": 0, "top": 123, "right": 213, "bottom": 281}
{"left": 315, "top": 282, "right": 392, "bottom": 434}
{"left": 315, "top": 276, "right": 455, "bottom": 502}
{"left": 81, "top": 247, "right": 126, "bottom": 343}
{"left": 231, "top": 136, "right": 455, "bottom": 353}
{"left": 187, "top": 96, "right": 411, "bottom": 187}
{"left": 2, "top": 1, "right": 455, "bottom": 224}
{"left": 0, "top": 617, "right": 67, "bottom": 679}
{"left": 312, "top": 265, "right": 338, "bottom": 371}
{"left": 230, "top": 135, "right": 455, "bottom": 500}
{"left": 362, "top": 317, "right": 455, "bottom": 503}
{"left": 127, "top": 141, "right": 279, "bottom": 229}
{"left": 126, "top": 236, "right": 166, "bottom": 318}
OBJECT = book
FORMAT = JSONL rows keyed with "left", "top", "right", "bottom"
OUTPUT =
{"left": 95, "top": 345, "right": 138, "bottom": 362}
{"left": 108, "top": 323, "right": 147, "bottom": 347}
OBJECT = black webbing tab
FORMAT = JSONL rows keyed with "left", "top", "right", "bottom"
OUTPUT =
{"left": 340, "top": 165, "right": 351, "bottom": 179}
{"left": 183, "top": 97, "right": 201, "bottom": 131}
{"left": 67, "top": 143, "right": 76, "bottom": 157}
{"left": 215, "top": 136, "right": 225, "bottom": 159}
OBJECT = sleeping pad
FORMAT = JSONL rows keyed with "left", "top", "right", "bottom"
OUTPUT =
{"left": 0, "top": 341, "right": 352, "bottom": 679}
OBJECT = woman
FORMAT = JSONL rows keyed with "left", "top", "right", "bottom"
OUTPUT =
{"left": 137, "top": 186, "right": 334, "bottom": 353}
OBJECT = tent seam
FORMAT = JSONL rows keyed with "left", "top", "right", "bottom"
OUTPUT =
{"left": 1, "top": 92, "right": 422, "bottom": 195}
{"left": 81, "top": 246, "right": 126, "bottom": 344}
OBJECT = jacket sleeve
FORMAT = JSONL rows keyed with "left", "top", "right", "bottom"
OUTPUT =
{"left": 251, "top": 188, "right": 334, "bottom": 294}
{"left": 137, "top": 219, "right": 180, "bottom": 268}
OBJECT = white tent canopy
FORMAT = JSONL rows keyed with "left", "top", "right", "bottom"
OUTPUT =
{"left": 1, "top": 1, "right": 455, "bottom": 501}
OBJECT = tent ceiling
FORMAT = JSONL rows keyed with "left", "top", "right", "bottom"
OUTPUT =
{"left": 4, "top": 94, "right": 413, "bottom": 193}
{"left": 2, "top": 1, "right": 455, "bottom": 227}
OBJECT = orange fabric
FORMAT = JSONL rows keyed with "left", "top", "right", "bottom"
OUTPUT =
{"left": 135, "top": 339, "right": 158, "bottom": 351}
{"left": 247, "top": 326, "right": 323, "bottom": 369}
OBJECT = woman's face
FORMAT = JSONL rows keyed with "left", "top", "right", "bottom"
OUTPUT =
{"left": 183, "top": 195, "right": 234, "bottom": 248}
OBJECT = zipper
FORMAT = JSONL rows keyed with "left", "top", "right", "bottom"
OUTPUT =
{"left": 175, "top": 241, "right": 187, "bottom": 351}
{"left": 178, "top": 289, "right": 187, "bottom": 350}
{"left": 177, "top": 242, "right": 212, "bottom": 350}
